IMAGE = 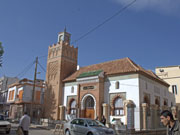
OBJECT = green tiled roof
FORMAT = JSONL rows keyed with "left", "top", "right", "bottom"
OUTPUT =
{"left": 77, "top": 70, "right": 103, "bottom": 78}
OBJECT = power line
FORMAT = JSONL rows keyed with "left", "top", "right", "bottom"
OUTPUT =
{"left": 71, "top": 0, "right": 136, "bottom": 44}
{"left": 29, "top": 0, "right": 136, "bottom": 61}
{"left": 38, "top": 61, "right": 46, "bottom": 73}
{"left": 15, "top": 61, "right": 35, "bottom": 78}
{"left": 18, "top": 63, "right": 35, "bottom": 79}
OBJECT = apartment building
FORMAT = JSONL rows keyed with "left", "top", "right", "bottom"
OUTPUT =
{"left": 156, "top": 66, "right": 180, "bottom": 107}
{"left": 0, "top": 76, "right": 18, "bottom": 114}
{"left": 7, "top": 78, "right": 45, "bottom": 121}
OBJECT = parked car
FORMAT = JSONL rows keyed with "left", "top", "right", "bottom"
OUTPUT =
{"left": 0, "top": 114, "right": 11, "bottom": 134}
{"left": 64, "top": 118, "right": 115, "bottom": 135}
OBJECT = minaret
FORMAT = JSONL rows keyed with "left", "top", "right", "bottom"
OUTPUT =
{"left": 57, "top": 27, "right": 71, "bottom": 44}
{"left": 45, "top": 29, "right": 78, "bottom": 120}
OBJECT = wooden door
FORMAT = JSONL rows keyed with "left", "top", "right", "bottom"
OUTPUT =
{"left": 85, "top": 108, "right": 94, "bottom": 119}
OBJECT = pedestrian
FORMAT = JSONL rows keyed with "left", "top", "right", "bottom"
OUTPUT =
{"left": 19, "top": 112, "right": 30, "bottom": 135}
{"left": 95, "top": 116, "right": 99, "bottom": 121}
{"left": 101, "top": 115, "right": 106, "bottom": 126}
{"left": 160, "top": 110, "right": 180, "bottom": 135}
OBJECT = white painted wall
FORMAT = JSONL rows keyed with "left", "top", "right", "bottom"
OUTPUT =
{"left": 7, "top": 86, "right": 17, "bottom": 102}
{"left": 18, "top": 87, "right": 23, "bottom": 94}
{"left": 104, "top": 74, "right": 140, "bottom": 129}
{"left": 139, "top": 75, "right": 175, "bottom": 107}
{"left": 63, "top": 82, "right": 78, "bottom": 106}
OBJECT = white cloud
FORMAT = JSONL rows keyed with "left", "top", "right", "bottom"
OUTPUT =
{"left": 114, "top": 0, "right": 180, "bottom": 16}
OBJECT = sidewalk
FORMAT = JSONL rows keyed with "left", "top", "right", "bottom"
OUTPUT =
{"left": 30, "top": 123, "right": 54, "bottom": 130}
{"left": 11, "top": 123, "right": 54, "bottom": 130}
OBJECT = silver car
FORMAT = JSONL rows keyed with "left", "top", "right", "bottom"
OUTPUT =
{"left": 64, "top": 118, "right": 115, "bottom": 135}
{"left": 0, "top": 114, "right": 11, "bottom": 134}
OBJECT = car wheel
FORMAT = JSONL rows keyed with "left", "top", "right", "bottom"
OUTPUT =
{"left": 87, "top": 132, "right": 93, "bottom": 135}
{"left": 6, "top": 130, "right": 10, "bottom": 134}
{"left": 65, "top": 130, "right": 71, "bottom": 135}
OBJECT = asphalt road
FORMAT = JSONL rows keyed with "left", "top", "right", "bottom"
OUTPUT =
{"left": 0, "top": 123, "right": 55, "bottom": 135}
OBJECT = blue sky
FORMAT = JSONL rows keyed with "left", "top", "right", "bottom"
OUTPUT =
{"left": 0, "top": 0, "right": 180, "bottom": 80}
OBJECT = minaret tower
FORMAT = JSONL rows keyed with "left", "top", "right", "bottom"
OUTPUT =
{"left": 45, "top": 28, "right": 78, "bottom": 120}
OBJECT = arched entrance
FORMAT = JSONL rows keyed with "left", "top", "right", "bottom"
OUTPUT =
{"left": 82, "top": 95, "right": 95, "bottom": 119}
{"left": 70, "top": 99, "right": 76, "bottom": 115}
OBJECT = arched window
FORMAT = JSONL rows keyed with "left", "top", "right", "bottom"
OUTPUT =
{"left": 115, "top": 81, "right": 120, "bottom": 89}
{"left": 85, "top": 96, "right": 94, "bottom": 109}
{"left": 155, "top": 98, "right": 160, "bottom": 106}
{"left": 114, "top": 97, "right": 124, "bottom": 116}
{"left": 164, "top": 100, "right": 167, "bottom": 106}
{"left": 70, "top": 100, "right": 76, "bottom": 115}
{"left": 143, "top": 95, "right": 150, "bottom": 106}
{"left": 71, "top": 86, "right": 74, "bottom": 93}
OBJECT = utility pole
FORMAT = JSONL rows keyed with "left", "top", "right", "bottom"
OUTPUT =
{"left": 30, "top": 57, "right": 38, "bottom": 122}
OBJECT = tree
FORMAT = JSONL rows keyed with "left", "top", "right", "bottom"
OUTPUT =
{"left": 0, "top": 42, "right": 4, "bottom": 67}
{"left": 43, "top": 84, "right": 56, "bottom": 119}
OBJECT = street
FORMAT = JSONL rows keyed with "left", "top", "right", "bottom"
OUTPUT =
{"left": 0, "top": 123, "right": 55, "bottom": 135}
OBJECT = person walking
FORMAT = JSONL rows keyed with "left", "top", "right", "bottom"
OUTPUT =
{"left": 101, "top": 115, "right": 106, "bottom": 126}
{"left": 19, "top": 112, "right": 30, "bottom": 135}
{"left": 160, "top": 110, "right": 180, "bottom": 135}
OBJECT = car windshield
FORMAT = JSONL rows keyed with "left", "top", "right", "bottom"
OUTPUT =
{"left": 86, "top": 119, "right": 104, "bottom": 127}
{"left": 0, "top": 115, "right": 5, "bottom": 121}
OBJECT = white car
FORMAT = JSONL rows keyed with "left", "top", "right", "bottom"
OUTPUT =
{"left": 64, "top": 118, "right": 115, "bottom": 135}
{"left": 0, "top": 114, "right": 11, "bottom": 134}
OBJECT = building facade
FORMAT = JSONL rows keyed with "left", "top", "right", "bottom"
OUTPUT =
{"left": 0, "top": 76, "right": 18, "bottom": 114}
{"left": 7, "top": 78, "right": 45, "bottom": 121}
{"left": 45, "top": 30, "right": 175, "bottom": 130}
{"left": 156, "top": 66, "right": 180, "bottom": 106}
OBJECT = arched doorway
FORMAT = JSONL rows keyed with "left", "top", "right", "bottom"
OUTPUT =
{"left": 70, "top": 99, "right": 76, "bottom": 115}
{"left": 84, "top": 96, "right": 95, "bottom": 119}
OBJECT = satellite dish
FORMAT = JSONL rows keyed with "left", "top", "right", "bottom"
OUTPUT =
{"left": 159, "top": 69, "right": 164, "bottom": 72}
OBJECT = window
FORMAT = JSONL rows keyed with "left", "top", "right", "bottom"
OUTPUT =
{"left": 115, "top": 81, "right": 120, "bottom": 89}
{"left": 0, "top": 115, "right": 5, "bottom": 120}
{"left": 70, "top": 100, "right": 76, "bottom": 115}
{"left": 8, "top": 90, "right": 15, "bottom": 101}
{"left": 35, "top": 91, "right": 41, "bottom": 102}
{"left": 19, "top": 90, "right": 23, "bottom": 101}
{"left": 11, "top": 90, "right": 15, "bottom": 100}
{"left": 164, "top": 99, "right": 168, "bottom": 106}
{"left": 172, "top": 85, "right": 177, "bottom": 95}
{"left": 71, "top": 86, "right": 74, "bottom": 93}
{"left": 78, "top": 119, "right": 85, "bottom": 126}
{"left": 71, "top": 119, "right": 79, "bottom": 125}
{"left": 85, "top": 96, "right": 94, "bottom": 109}
{"left": 8, "top": 91, "right": 12, "bottom": 100}
{"left": 114, "top": 97, "right": 124, "bottom": 116}
{"left": 143, "top": 94, "right": 150, "bottom": 106}
{"left": 71, "top": 119, "right": 85, "bottom": 126}
{"left": 155, "top": 97, "right": 160, "bottom": 106}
